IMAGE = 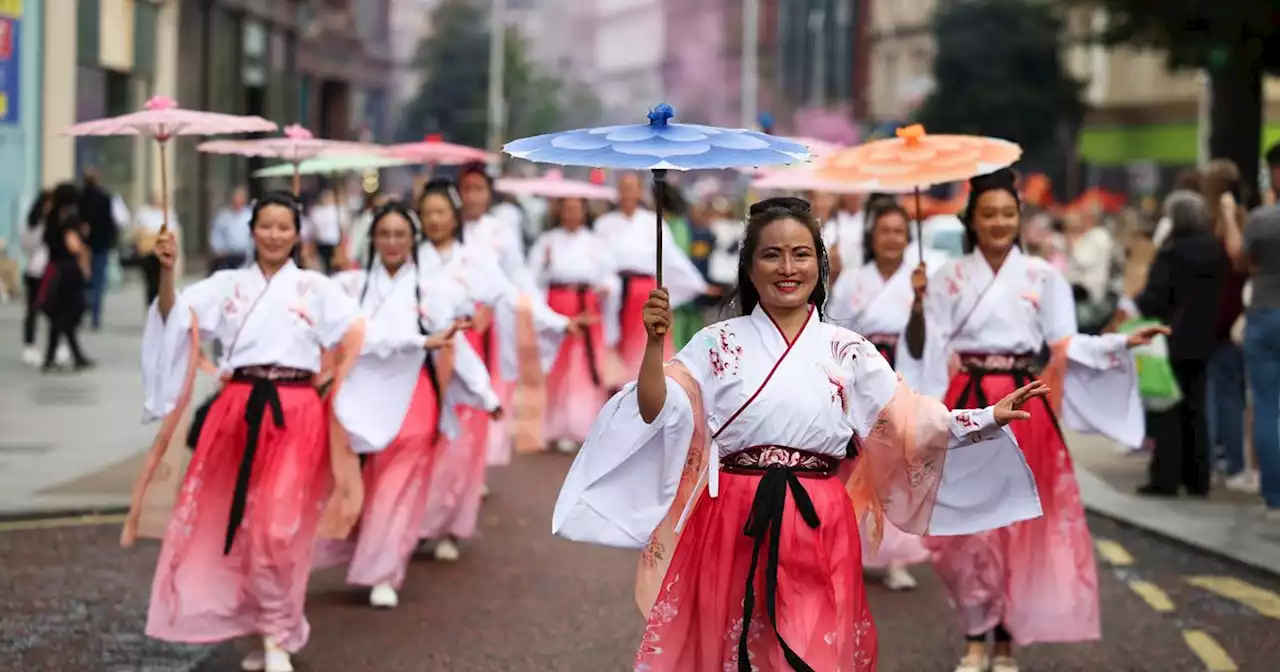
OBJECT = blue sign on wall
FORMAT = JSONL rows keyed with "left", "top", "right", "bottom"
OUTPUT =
{"left": 0, "top": 13, "right": 20, "bottom": 125}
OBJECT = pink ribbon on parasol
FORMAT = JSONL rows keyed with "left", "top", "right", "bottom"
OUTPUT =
{"left": 495, "top": 169, "right": 618, "bottom": 201}
{"left": 197, "top": 123, "right": 371, "bottom": 194}
{"left": 65, "top": 96, "right": 279, "bottom": 233}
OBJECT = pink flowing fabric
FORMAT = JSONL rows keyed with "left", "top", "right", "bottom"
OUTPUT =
{"left": 861, "top": 520, "right": 931, "bottom": 570}
{"left": 632, "top": 367, "right": 954, "bottom": 670}
{"left": 146, "top": 383, "right": 331, "bottom": 653}
{"left": 542, "top": 286, "right": 608, "bottom": 444}
{"left": 926, "top": 357, "right": 1098, "bottom": 645}
{"left": 314, "top": 372, "right": 440, "bottom": 588}
{"left": 420, "top": 406, "right": 488, "bottom": 540}
{"left": 618, "top": 275, "right": 672, "bottom": 380}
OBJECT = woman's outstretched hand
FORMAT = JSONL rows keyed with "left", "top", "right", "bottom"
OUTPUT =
{"left": 993, "top": 381, "right": 1051, "bottom": 426}
{"left": 642, "top": 288, "right": 672, "bottom": 340}
{"left": 1125, "top": 324, "right": 1170, "bottom": 348}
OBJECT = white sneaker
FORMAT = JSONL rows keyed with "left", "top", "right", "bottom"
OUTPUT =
{"left": 555, "top": 439, "right": 578, "bottom": 454}
{"left": 54, "top": 343, "right": 71, "bottom": 366}
{"left": 263, "top": 638, "right": 294, "bottom": 672}
{"left": 21, "top": 346, "right": 40, "bottom": 366}
{"left": 434, "top": 537, "right": 461, "bottom": 562}
{"left": 240, "top": 650, "right": 265, "bottom": 672}
{"left": 481, "top": 483, "right": 491, "bottom": 499}
{"left": 991, "top": 655, "right": 1018, "bottom": 672}
{"left": 883, "top": 566, "right": 918, "bottom": 591}
{"left": 954, "top": 653, "right": 990, "bottom": 672}
{"left": 1225, "top": 470, "right": 1261, "bottom": 495}
{"left": 369, "top": 583, "right": 399, "bottom": 608}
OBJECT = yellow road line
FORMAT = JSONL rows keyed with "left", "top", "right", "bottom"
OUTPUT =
{"left": 1181, "top": 629, "right": 1238, "bottom": 671}
{"left": 0, "top": 513, "right": 127, "bottom": 533}
{"left": 1127, "top": 580, "right": 1175, "bottom": 612}
{"left": 1187, "top": 576, "right": 1280, "bottom": 619}
{"left": 1094, "top": 538, "right": 1134, "bottom": 566}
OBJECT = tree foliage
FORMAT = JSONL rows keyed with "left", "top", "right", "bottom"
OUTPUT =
{"left": 918, "top": 0, "right": 1084, "bottom": 167}
{"left": 396, "top": 0, "right": 600, "bottom": 148}
{"left": 1075, "top": 0, "right": 1279, "bottom": 203}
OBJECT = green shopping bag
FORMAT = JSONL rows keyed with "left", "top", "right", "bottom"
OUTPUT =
{"left": 1119, "top": 318, "right": 1181, "bottom": 411}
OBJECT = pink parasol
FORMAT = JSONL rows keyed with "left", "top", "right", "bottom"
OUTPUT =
{"left": 736, "top": 136, "right": 842, "bottom": 176}
{"left": 384, "top": 133, "right": 495, "bottom": 167}
{"left": 197, "top": 124, "right": 370, "bottom": 194}
{"left": 494, "top": 169, "right": 618, "bottom": 201}
{"left": 64, "top": 95, "right": 278, "bottom": 233}
{"left": 751, "top": 166, "right": 902, "bottom": 195}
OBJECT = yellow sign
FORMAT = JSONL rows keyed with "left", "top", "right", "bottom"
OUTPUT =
{"left": 0, "top": 0, "right": 21, "bottom": 19}
{"left": 0, "top": 93, "right": 8, "bottom": 120}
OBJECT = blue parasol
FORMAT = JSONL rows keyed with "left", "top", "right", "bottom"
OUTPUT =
{"left": 503, "top": 104, "right": 809, "bottom": 303}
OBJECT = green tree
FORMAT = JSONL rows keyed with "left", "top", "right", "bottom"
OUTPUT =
{"left": 1075, "top": 0, "right": 1278, "bottom": 205}
{"left": 397, "top": 0, "right": 600, "bottom": 148}
{"left": 918, "top": 0, "right": 1084, "bottom": 171}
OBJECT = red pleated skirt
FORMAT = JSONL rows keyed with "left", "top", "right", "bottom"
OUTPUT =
{"left": 634, "top": 471, "right": 877, "bottom": 671}
{"left": 544, "top": 285, "right": 608, "bottom": 444}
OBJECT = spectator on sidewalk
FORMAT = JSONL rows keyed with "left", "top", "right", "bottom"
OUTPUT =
{"left": 1135, "top": 190, "right": 1225, "bottom": 498}
{"left": 19, "top": 190, "right": 51, "bottom": 365}
{"left": 208, "top": 187, "right": 252, "bottom": 273}
{"left": 78, "top": 168, "right": 121, "bottom": 331}
{"left": 1202, "top": 160, "right": 1252, "bottom": 492}
{"left": 41, "top": 183, "right": 94, "bottom": 372}
{"left": 1242, "top": 143, "right": 1280, "bottom": 518}
{"left": 131, "top": 192, "right": 180, "bottom": 306}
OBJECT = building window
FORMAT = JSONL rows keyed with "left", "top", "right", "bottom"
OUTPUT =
{"left": 133, "top": 0, "right": 159, "bottom": 78}
{"left": 77, "top": 0, "right": 101, "bottom": 66}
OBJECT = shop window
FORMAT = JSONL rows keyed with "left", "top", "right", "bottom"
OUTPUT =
{"left": 133, "top": 0, "right": 158, "bottom": 77}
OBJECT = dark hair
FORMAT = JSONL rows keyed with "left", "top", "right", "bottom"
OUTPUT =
{"left": 862, "top": 202, "right": 914, "bottom": 264}
{"left": 249, "top": 190, "right": 304, "bottom": 263}
{"left": 457, "top": 162, "right": 493, "bottom": 189}
{"left": 417, "top": 178, "right": 465, "bottom": 242}
{"left": 860, "top": 192, "right": 898, "bottom": 224}
{"left": 26, "top": 189, "right": 51, "bottom": 230}
{"left": 359, "top": 199, "right": 444, "bottom": 412}
{"left": 43, "top": 183, "right": 82, "bottom": 250}
{"left": 1267, "top": 142, "right": 1280, "bottom": 169}
{"left": 548, "top": 197, "right": 595, "bottom": 230}
{"left": 960, "top": 168, "right": 1021, "bottom": 253}
{"left": 733, "top": 196, "right": 829, "bottom": 319}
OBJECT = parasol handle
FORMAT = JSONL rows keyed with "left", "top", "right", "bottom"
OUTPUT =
{"left": 292, "top": 164, "right": 302, "bottom": 197}
{"left": 158, "top": 142, "right": 170, "bottom": 235}
{"left": 652, "top": 169, "right": 666, "bottom": 335}
{"left": 913, "top": 186, "right": 924, "bottom": 266}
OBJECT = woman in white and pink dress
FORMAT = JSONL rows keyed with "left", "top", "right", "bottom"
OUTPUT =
{"left": 827, "top": 201, "right": 944, "bottom": 592}
{"left": 415, "top": 179, "right": 578, "bottom": 561}
{"left": 593, "top": 171, "right": 706, "bottom": 380}
{"left": 527, "top": 196, "right": 622, "bottom": 452}
{"left": 903, "top": 169, "right": 1167, "bottom": 672}
{"left": 316, "top": 202, "right": 494, "bottom": 609}
{"left": 554, "top": 196, "right": 1051, "bottom": 671}
{"left": 123, "top": 192, "right": 366, "bottom": 672}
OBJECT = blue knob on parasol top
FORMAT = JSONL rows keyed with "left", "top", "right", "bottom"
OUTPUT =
{"left": 647, "top": 103, "right": 676, "bottom": 127}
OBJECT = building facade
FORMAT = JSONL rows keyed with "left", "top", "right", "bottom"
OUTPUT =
{"left": 591, "top": 0, "right": 665, "bottom": 123}
{"left": 864, "top": 0, "right": 934, "bottom": 133}
{"left": 0, "top": 0, "right": 45, "bottom": 252}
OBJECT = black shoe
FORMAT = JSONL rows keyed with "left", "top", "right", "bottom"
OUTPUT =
{"left": 1136, "top": 484, "right": 1179, "bottom": 497}
{"left": 73, "top": 358, "right": 96, "bottom": 371}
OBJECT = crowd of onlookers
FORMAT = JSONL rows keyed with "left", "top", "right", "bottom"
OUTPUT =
{"left": 1017, "top": 149, "right": 1280, "bottom": 520}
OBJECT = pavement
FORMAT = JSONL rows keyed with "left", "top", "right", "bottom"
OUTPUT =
{"left": 2, "top": 286, "right": 1279, "bottom": 668}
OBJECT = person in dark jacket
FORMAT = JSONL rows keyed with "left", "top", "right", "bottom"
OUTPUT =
{"left": 1135, "top": 189, "right": 1226, "bottom": 497}
{"left": 79, "top": 168, "right": 118, "bottom": 330}
{"left": 41, "top": 183, "right": 94, "bottom": 371}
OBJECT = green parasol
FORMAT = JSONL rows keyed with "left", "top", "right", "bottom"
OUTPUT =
{"left": 252, "top": 154, "right": 414, "bottom": 178}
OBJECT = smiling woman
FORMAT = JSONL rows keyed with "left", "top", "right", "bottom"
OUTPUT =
{"left": 552, "top": 195, "right": 1051, "bottom": 671}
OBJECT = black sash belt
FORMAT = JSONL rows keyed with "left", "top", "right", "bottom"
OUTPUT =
{"left": 224, "top": 366, "right": 314, "bottom": 555}
{"left": 726, "top": 446, "right": 838, "bottom": 672}
{"left": 549, "top": 282, "right": 601, "bottom": 388}
{"left": 954, "top": 351, "right": 1063, "bottom": 443}
{"left": 616, "top": 271, "right": 653, "bottom": 329}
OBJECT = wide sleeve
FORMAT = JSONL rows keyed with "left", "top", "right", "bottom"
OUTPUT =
{"left": 311, "top": 274, "right": 364, "bottom": 349}
{"left": 552, "top": 328, "right": 716, "bottom": 550}
{"left": 897, "top": 266, "right": 956, "bottom": 399}
{"left": 527, "top": 233, "right": 551, "bottom": 285}
{"left": 1040, "top": 270, "right": 1144, "bottom": 449}
{"left": 140, "top": 273, "right": 229, "bottom": 423}
{"left": 436, "top": 333, "right": 502, "bottom": 440}
{"left": 844, "top": 335, "right": 1042, "bottom": 543}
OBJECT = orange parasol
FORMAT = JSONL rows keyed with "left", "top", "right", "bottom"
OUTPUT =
{"left": 817, "top": 124, "right": 1022, "bottom": 262}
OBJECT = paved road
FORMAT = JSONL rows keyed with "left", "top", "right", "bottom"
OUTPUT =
{"left": 3, "top": 453, "right": 1278, "bottom": 671}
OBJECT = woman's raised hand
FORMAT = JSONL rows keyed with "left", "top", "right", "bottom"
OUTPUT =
{"left": 155, "top": 231, "right": 178, "bottom": 270}
{"left": 641, "top": 288, "right": 672, "bottom": 340}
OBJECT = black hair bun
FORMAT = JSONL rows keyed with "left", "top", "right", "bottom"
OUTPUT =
{"left": 749, "top": 196, "right": 812, "bottom": 216}
{"left": 422, "top": 177, "right": 457, "bottom": 192}
{"left": 969, "top": 167, "right": 1018, "bottom": 192}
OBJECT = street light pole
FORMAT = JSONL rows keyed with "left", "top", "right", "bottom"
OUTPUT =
{"left": 741, "top": 0, "right": 759, "bottom": 129}
{"left": 488, "top": 0, "right": 507, "bottom": 153}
